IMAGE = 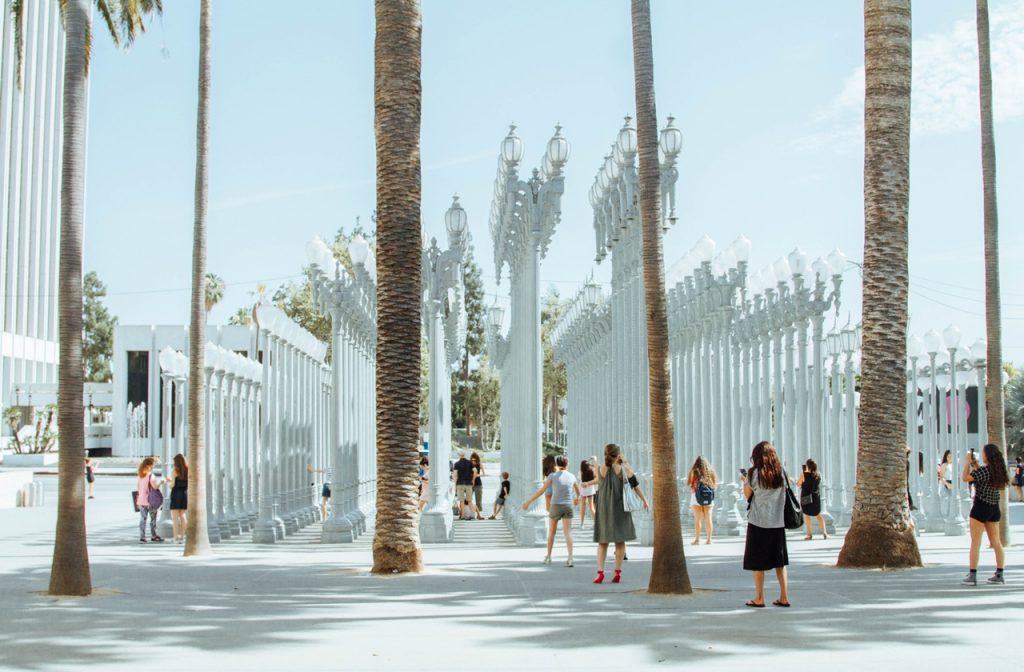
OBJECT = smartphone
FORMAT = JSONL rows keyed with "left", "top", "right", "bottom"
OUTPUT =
{"left": 739, "top": 468, "right": 747, "bottom": 477}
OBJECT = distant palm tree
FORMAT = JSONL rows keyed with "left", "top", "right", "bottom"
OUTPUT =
{"left": 185, "top": 0, "right": 214, "bottom": 557}
{"left": 204, "top": 271, "right": 225, "bottom": 316}
{"left": 9, "top": 0, "right": 162, "bottom": 597}
{"left": 975, "top": 0, "right": 1009, "bottom": 544}
{"left": 371, "top": 0, "right": 423, "bottom": 574}
{"left": 630, "top": 0, "right": 691, "bottom": 595}
{"left": 837, "top": 0, "right": 921, "bottom": 569}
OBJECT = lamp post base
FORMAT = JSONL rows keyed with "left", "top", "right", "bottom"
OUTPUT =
{"left": 321, "top": 513, "right": 355, "bottom": 543}
{"left": 944, "top": 514, "right": 968, "bottom": 536}
{"left": 252, "top": 518, "right": 278, "bottom": 544}
{"left": 419, "top": 508, "right": 455, "bottom": 543}
{"left": 206, "top": 514, "right": 222, "bottom": 544}
{"left": 924, "top": 492, "right": 946, "bottom": 533}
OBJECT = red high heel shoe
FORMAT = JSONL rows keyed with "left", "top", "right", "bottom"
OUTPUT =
{"left": 612, "top": 569, "right": 622, "bottom": 584}
{"left": 593, "top": 571, "right": 605, "bottom": 584}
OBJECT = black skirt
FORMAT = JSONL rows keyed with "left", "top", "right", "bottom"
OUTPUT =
{"left": 170, "top": 487, "right": 188, "bottom": 510}
{"left": 743, "top": 523, "right": 788, "bottom": 571}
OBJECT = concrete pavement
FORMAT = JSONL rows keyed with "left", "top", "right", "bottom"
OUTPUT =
{"left": 0, "top": 473, "right": 1021, "bottom": 671}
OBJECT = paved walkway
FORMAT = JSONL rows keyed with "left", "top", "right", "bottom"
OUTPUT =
{"left": 0, "top": 474, "right": 1021, "bottom": 671}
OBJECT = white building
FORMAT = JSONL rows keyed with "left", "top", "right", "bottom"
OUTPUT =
{"left": 0, "top": 1, "right": 66, "bottom": 412}
{"left": 111, "top": 324, "right": 261, "bottom": 457}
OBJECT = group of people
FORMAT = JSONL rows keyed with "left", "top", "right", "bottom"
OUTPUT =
{"left": 134, "top": 454, "right": 189, "bottom": 544}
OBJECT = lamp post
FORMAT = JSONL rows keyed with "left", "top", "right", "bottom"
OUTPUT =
{"left": 486, "top": 123, "right": 569, "bottom": 546}
{"left": 420, "top": 195, "right": 468, "bottom": 543}
{"left": 943, "top": 324, "right": 968, "bottom": 536}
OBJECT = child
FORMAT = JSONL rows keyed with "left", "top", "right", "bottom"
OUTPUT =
{"left": 489, "top": 472, "right": 511, "bottom": 519}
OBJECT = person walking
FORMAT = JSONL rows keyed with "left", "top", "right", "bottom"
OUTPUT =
{"left": 418, "top": 456, "right": 430, "bottom": 512}
{"left": 741, "top": 441, "right": 790, "bottom": 607}
{"left": 523, "top": 455, "right": 581, "bottom": 566}
{"left": 135, "top": 457, "right": 166, "bottom": 544}
{"left": 169, "top": 453, "right": 189, "bottom": 543}
{"left": 471, "top": 452, "right": 486, "bottom": 516}
{"left": 687, "top": 455, "right": 717, "bottom": 545}
{"left": 961, "top": 444, "right": 1010, "bottom": 586}
{"left": 85, "top": 458, "right": 96, "bottom": 499}
{"left": 578, "top": 459, "right": 597, "bottom": 529}
{"left": 489, "top": 472, "right": 511, "bottom": 519}
{"left": 542, "top": 455, "right": 556, "bottom": 512}
{"left": 1012, "top": 456, "right": 1023, "bottom": 503}
{"left": 307, "top": 463, "right": 332, "bottom": 521}
{"left": 581, "top": 444, "right": 649, "bottom": 584}
{"left": 795, "top": 459, "right": 826, "bottom": 540}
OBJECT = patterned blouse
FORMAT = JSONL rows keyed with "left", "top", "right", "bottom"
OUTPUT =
{"left": 971, "top": 466, "right": 1001, "bottom": 505}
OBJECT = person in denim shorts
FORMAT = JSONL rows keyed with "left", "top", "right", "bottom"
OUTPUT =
{"left": 523, "top": 455, "right": 580, "bottom": 566}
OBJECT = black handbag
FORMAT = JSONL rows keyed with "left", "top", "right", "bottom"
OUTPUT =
{"left": 783, "top": 471, "right": 803, "bottom": 530}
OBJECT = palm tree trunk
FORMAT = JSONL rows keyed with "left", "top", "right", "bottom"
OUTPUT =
{"left": 184, "top": 0, "right": 213, "bottom": 556}
{"left": 837, "top": 0, "right": 921, "bottom": 568}
{"left": 975, "top": 0, "right": 1008, "bottom": 544}
{"left": 631, "top": 0, "right": 691, "bottom": 595}
{"left": 372, "top": 0, "right": 423, "bottom": 574}
{"left": 48, "top": 0, "right": 91, "bottom": 597}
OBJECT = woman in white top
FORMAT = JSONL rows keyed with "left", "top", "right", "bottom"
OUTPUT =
{"left": 741, "top": 441, "right": 790, "bottom": 608}
{"left": 578, "top": 459, "right": 597, "bottom": 529}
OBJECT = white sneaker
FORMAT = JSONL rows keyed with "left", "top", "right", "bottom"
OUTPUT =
{"left": 542, "top": 556, "right": 552, "bottom": 564}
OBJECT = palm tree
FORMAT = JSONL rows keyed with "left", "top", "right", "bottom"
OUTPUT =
{"left": 836, "top": 0, "right": 921, "bottom": 569}
{"left": 204, "top": 271, "right": 225, "bottom": 316}
{"left": 185, "top": 0, "right": 214, "bottom": 557}
{"left": 10, "top": 0, "right": 162, "bottom": 597}
{"left": 371, "top": 0, "right": 423, "bottom": 574}
{"left": 975, "top": 0, "right": 1009, "bottom": 544}
{"left": 630, "top": 0, "right": 691, "bottom": 594}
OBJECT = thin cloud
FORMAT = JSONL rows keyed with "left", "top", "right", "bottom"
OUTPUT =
{"left": 798, "top": 1, "right": 1024, "bottom": 153}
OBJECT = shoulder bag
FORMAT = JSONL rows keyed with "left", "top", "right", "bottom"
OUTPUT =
{"left": 622, "top": 470, "right": 643, "bottom": 513}
{"left": 782, "top": 471, "right": 802, "bottom": 530}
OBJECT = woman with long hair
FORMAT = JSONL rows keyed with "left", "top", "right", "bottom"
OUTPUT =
{"left": 471, "top": 452, "right": 485, "bottom": 518}
{"left": 418, "top": 456, "right": 429, "bottom": 512}
{"left": 135, "top": 457, "right": 166, "bottom": 544}
{"left": 796, "top": 458, "right": 826, "bottom": 540}
{"left": 1012, "top": 457, "right": 1022, "bottom": 503}
{"left": 542, "top": 454, "right": 556, "bottom": 512}
{"left": 580, "top": 444, "right": 649, "bottom": 585}
{"left": 687, "top": 456, "right": 717, "bottom": 545}
{"left": 961, "top": 444, "right": 1010, "bottom": 585}
{"left": 741, "top": 441, "right": 789, "bottom": 607}
{"left": 169, "top": 453, "right": 189, "bottom": 543}
{"left": 578, "top": 459, "right": 597, "bottom": 529}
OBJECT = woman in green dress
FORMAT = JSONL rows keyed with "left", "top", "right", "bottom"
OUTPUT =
{"left": 581, "top": 443, "right": 649, "bottom": 584}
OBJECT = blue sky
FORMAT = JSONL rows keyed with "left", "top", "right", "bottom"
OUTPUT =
{"left": 83, "top": 0, "right": 1024, "bottom": 364}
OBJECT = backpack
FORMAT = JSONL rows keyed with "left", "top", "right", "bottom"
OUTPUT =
{"left": 695, "top": 481, "right": 715, "bottom": 506}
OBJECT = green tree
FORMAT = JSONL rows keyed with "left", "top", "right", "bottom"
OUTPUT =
{"left": 1005, "top": 373, "right": 1024, "bottom": 458}
{"left": 452, "top": 240, "right": 485, "bottom": 431}
{"left": 631, "top": 0, "right": 691, "bottom": 595}
{"left": 204, "top": 271, "right": 225, "bottom": 316}
{"left": 83, "top": 271, "right": 117, "bottom": 383}
{"left": 837, "top": 0, "right": 921, "bottom": 569}
{"left": 371, "top": 0, "right": 423, "bottom": 575}
{"left": 541, "top": 288, "right": 568, "bottom": 445}
{"left": 10, "top": 0, "right": 163, "bottom": 596}
{"left": 227, "top": 307, "right": 252, "bottom": 326}
{"left": 185, "top": 0, "right": 213, "bottom": 558}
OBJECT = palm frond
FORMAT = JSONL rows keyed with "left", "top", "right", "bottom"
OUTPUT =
{"left": 10, "top": 0, "right": 24, "bottom": 88}
{"left": 95, "top": 0, "right": 121, "bottom": 48}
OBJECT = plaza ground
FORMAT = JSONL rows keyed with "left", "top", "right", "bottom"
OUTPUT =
{"left": 0, "top": 472, "right": 1021, "bottom": 671}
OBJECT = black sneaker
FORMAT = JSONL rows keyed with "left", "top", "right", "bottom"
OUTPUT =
{"left": 139, "top": 538, "right": 147, "bottom": 544}
{"left": 986, "top": 573, "right": 1005, "bottom": 585}
{"left": 152, "top": 536, "right": 165, "bottom": 543}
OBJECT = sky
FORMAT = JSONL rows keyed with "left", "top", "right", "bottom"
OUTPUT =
{"left": 82, "top": 0, "right": 1024, "bottom": 365}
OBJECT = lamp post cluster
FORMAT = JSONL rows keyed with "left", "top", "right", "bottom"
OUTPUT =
{"left": 821, "top": 323, "right": 862, "bottom": 528}
{"left": 420, "top": 196, "right": 469, "bottom": 543}
{"left": 908, "top": 326, "right": 994, "bottom": 537}
{"left": 486, "top": 123, "right": 569, "bottom": 546}
{"left": 249, "top": 304, "right": 329, "bottom": 544}
{"left": 157, "top": 343, "right": 266, "bottom": 543}
{"left": 550, "top": 282, "right": 609, "bottom": 470}
{"left": 306, "top": 234, "right": 378, "bottom": 543}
